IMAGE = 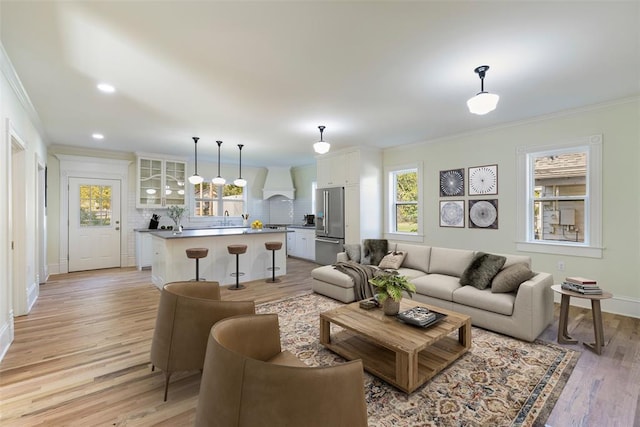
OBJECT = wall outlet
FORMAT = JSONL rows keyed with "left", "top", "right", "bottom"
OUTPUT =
{"left": 557, "top": 261, "right": 565, "bottom": 271}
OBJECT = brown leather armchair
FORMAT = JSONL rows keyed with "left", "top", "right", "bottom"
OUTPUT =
{"left": 195, "top": 313, "right": 368, "bottom": 427}
{"left": 150, "top": 281, "right": 255, "bottom": 401}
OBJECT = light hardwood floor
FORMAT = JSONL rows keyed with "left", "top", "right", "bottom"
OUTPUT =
{"left": 0, "top": 258, "right": 638, "bottom": 426}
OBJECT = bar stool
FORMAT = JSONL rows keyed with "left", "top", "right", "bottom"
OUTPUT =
{"left": 227, "top": 244, "right": 247, "bottom": 290}
{"left": 186, "top": 248, "right": 208, "bottom": 281}
{"left": 265, "top": 241, "right": 283, "bottom": 283}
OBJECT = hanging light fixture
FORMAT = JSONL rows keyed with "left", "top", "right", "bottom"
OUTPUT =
{"left": 188, "top": 137, "right": 204, "bottom": 184}
{"left": 313, "top": 125, "right": 330, "bottom": 154}
{"left": 467, "top": 65, "right": 500, "bottom": 115}
{"left": 211, "top": 140, "right": 226, "bottom": 186}
{"left": 234, "top": 144, "right": 247, "bottom": 187}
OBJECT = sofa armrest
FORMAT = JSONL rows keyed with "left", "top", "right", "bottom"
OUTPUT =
{"left": 513, "top": 272, "right": 554, "bottom": 340}
{"left": 337, "top": 252, "right": 349, "bottom": 263}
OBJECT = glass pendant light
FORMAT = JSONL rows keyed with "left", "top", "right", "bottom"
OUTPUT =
{"left": 188, "top": 137, "right": 204, "bottom": 184}
{"left": 313, "top": 125, "right": 330, "bottom": 154}
{"left": 234, "top": 144, "right": 247, "bottom": 187}
{"left": 212, "top": 140, "right": 226, "bottom": 186}
{"left": 467, "top": 65, "right": 500, "bottom": 115}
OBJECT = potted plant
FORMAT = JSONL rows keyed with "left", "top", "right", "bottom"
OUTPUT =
{"left": 369, "top": 270, "right": 416, "bottom": 315}
{"left": 167, "top": 205, "right": 187, "bottom": 233}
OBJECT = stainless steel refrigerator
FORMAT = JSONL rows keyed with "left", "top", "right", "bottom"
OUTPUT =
{"left": 315, "top": 187, "right": 345, "bottom": 265}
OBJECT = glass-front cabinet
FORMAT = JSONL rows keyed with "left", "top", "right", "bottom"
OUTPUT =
{"left": 136, "top": 155, "right": 187, "bottom": 208}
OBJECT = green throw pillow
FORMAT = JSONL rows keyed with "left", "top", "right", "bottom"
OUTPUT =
{"left": 459, "top": 252, "right": 506, "bottom": 290}
{"left": 491, "top": 263, "right": 535, "bottom": 293}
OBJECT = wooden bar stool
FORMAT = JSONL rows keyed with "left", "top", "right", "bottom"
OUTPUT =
{"left": 227, "top": 244, "right": 247, "bottom": 290}
{"left": 186, "top": 248, "right": 208, "bottom": 281}
{"left": 265, "top": 241, "right": 283, "bottom": 283}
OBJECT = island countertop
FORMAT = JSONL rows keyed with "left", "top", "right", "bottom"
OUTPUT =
{"left": 149, "top": 228, "right": 288, "bottom": 239}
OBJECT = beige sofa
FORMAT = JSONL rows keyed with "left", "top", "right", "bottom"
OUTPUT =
{"left": 311, "top": 243, "right": 554, "bottom": 342}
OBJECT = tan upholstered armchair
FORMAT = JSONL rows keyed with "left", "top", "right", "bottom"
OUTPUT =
{"left": 150, "top": 281, "right": 255, "bottom": 401}
{"left": 195, "top": 313, "right": 368, "bottom": 427}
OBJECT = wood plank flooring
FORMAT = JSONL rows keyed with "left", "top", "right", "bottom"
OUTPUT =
{"left": 0, "top": 257, "right": 638, "bottom": 426}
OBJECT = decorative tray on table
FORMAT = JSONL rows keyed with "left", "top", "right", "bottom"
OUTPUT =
{"left": 397, "top": 306, "right": 447, "bottom": 328}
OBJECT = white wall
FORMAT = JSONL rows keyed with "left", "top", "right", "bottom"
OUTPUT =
{"left": 383, "top": 98, "right": 640, "bottom": 318}
{"left": 0, "top": 43, "right": 48, "bottom": 361}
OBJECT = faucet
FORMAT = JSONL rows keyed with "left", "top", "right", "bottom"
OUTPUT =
{"left": 223, "top": 210, "right": 229, "bottom": 226}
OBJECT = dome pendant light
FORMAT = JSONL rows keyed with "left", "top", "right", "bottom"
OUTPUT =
{"left": 212, "top": 140, "right": 226, "bottom": 186}
{"left": 234, "top": 144, "right": 247, "bottom": 187}
{"left": 313, "top": 125, "right": 330, "bottom": 154}
{"left": 467, "top": 65, "right": 500, "bottom": 115}
{"left": 188, "top": 137, "right": 204, "bottom": 185}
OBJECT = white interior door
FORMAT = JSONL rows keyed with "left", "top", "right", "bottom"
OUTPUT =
{"left": 68, "top": 178, "right": 121, "bottom": 272}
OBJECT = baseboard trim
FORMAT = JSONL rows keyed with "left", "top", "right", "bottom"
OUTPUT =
{"left": 0, "top": 311, "right": 15, "bottom": 363}
{"left": 554, "top": 293, "right": 639, "bottom": 319}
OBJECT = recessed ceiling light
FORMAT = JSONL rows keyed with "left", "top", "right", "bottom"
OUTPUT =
{"left": 92, "top": 133, "right": 104, "bottom": 140}
{"left": 97, "top": 83, "right": 115, "bottom": 93}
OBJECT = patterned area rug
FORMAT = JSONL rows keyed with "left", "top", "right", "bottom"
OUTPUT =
{"left": 257, "top": 293, "right": 580, "bottom": 427}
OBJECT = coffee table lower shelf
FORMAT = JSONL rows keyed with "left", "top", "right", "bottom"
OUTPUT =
{"left": 324, "top": 330, "right": 467, "bottom": 393}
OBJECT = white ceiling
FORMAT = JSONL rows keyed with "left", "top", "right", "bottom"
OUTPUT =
{"left": 1, "top": 1, "right": 638, "bottom": 167}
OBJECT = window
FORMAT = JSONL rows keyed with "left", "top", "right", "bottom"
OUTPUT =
{"left": 390, "top": 168, "right": 419, "bottom": 233}
{"left": 79, "top": 184, "right": 112, "bottom": 226}
{"left": 193, "top": 182, "right": 245, "bottom": 217}
{"left": 517, "top": 135, "right": 602, "bottom": 258}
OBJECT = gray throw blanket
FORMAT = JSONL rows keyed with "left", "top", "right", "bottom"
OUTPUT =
{"left": 333, "top": 261, "right": 377, "bottom": 301}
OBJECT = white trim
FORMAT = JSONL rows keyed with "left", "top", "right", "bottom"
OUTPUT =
{"left": 516, "top": 135, "right": 603, "bottom": 258}
{"left": 56, "top": 155, "right": 131, "bottom": 274}
{"left": 0, "top": 310, "right": 15, "bottom": 363}
{"left": 384, "top": 162, "right": 423, "bottom": 237}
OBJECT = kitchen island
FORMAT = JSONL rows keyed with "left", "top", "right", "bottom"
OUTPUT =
{"left": 149, "top": 228, "right": 288, "bottom": 289}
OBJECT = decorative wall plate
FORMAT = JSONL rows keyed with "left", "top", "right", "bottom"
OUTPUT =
{"left": 440, "top": 200, "right": 464, "bottom": 227}
{"left": 468, "top": 165, "right": 498, "bottom": 195}
{"left": 439, "top": 169, "right": 465, "bottom": 197}
{"left": 469, "top": 199, "right": 498, "bottom": 229}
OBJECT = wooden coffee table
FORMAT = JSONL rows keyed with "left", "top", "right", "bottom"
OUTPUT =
{"left": 320, "top": 299, "right": 471, "bottom": 393}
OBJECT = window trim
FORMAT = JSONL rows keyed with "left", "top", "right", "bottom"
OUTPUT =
{"left": 384, "top": 163, "right": 423, "bottom": 241}
{"left": 516, "top": 134, "right": 603, "bottom": 258}
{"left": 190, "top": 182, "right": 247, "bottom": 222}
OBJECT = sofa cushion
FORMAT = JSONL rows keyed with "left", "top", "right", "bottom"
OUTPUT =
{"left": 311, "top": 265, "right": 356, "bottom": 289}
{"left": 452, "top": 286, "right": 515, "bottom": 316}
{"left": 343, "top": 244, "right": 361, "bottom": 263}
{"left": 378, "top": 251, "right": 406, "bottom": 270}
{"left": 428, "top": 247, "right": 475, "bottom": 277}
{"left": 411, "top": 274, "right": 461, "bottom": 301}
{"left": 396, "top": 268, "right": 426, "bottom": 280}
{"left": 459, "top": 252, "right": 507, "bottom": 290}
{"left": 491, "top": 263, "right": 535, "bottom": 293}
{"left": 395, "top": 243, "right": 431, "bottom": 273}
{"left": 362, "top": 239, "right": 388, "bottom": 265}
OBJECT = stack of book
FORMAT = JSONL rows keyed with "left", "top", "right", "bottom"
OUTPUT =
{"left": 397, "top": 306, "right": 441, "bottom": 327}
{"left": 561, "top": 276, "right": 603, "bottom": 295}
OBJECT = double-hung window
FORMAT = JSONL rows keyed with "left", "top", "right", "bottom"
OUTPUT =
{"left": 517, "top": 135, "right": 602, "bottom": 258}
{"left": 387, "top": 166, "right": 420, "bottom": 235}
{"left": 193, "top": 182, "right": 245, "bottom": 217}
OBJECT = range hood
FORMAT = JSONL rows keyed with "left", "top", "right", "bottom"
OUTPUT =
{"left": 263, "top": 167, "right": 295, "bottom": 200}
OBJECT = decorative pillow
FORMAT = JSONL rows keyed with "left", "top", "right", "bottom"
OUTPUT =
{"left": 459, "top": 252, "right": 507, "bottom": 290}
{"left": 343, "top": 244, "right": 361, "bottom": 263}
{"left": 378, "top": 251, "right": 406, "bottom": 270}
{"left": 491, "top": 263, "right": 535, "bottom": 293}
{"left": 361, "top": 239, "right": 388, "bottom": 265}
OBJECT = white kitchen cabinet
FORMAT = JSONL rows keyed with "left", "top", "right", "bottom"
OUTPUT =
{"left": 317, "top": 147, "right": 383, "bottom": 244}
{"left": 136, "top": 154, "right": 187, "bottom": 208}
{"left": 135, "top": 231, "right": 153, "bottom": 270}
{"left": 287, "top": 230, "right": 296, "bottom": 255}
{"left": 316, "top": 154, "right": 346, "bottom": 188}
{"left": 287, "top": 228, "right": 315, "bottom": 260}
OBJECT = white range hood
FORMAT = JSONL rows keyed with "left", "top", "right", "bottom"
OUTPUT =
{"left": 262, "top": 167, "right": 295, "bottom": 200}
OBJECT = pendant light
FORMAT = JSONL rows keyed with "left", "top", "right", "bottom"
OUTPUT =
{"left": 188, "top": 137, "right": 204, "bottom": 184}
{"left": 313, "top": 125, "right": 330, "bottom": 154}
{"left": 211, "top": 140, "right": 226, "bottom": 186}
{"left": 234, "top": 144, "right": 247, "bottom": 187}
{"left": 467, "top": 65, "right": 500, "bottom": 115}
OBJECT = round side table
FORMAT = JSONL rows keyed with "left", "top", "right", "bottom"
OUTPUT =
{"left": 551, "top": 284, "right": 612, "bottom": 355}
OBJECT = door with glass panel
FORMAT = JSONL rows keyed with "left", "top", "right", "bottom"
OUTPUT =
{"left": 68, "top": 178, "right": 121, "bottom": 271}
